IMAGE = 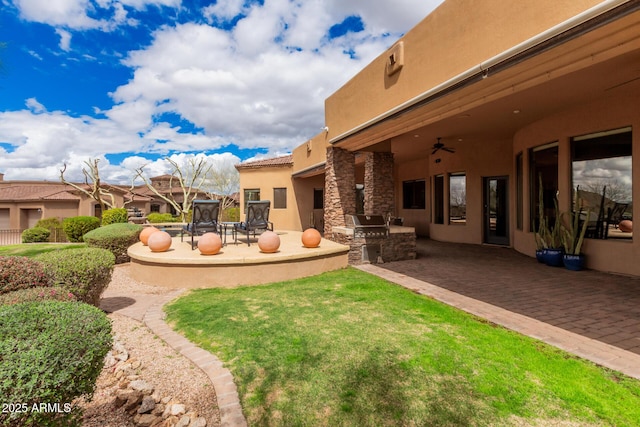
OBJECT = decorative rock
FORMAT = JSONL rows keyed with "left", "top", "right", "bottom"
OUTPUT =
{"left": 124, "top": 391, "right": 144, "bottom": 412}
{"left": 191, "top": 417, "right": 207, "bottom": 427}
{"left": 176, "top": 415, "right": 191, "bottom": 427}
{"left": 619, "top": 219, "right": 633, "bottom": 233}
{"left": 115, "top": 390, "right": 133, "bottom": 408}
{"left": 130, "top": 379, "right": 155, "bottom": 395}
{"left": 140, "top": 226, "right": 160, "bottom": 245}
{"left": 148, "top": 230, "right": 172, "bottom": 252}
{"left": 138, "top": 396, "right": 157, "bottom": 414}
{"left": 162, "top": 416, "right": 179, "bottom": 427}
{"left": 136, "top": 413, "right": 160, "bottom": 427}
{"left": 257, "top": 230, "right": 280, "bottom": 253}
{"left": 197, "top": 232, "right": 222, "bottom": 255}
{"left": 301, "top": 228, "right": 321, "bottom": 248}
{"left": 170, "top": 404, "right": 186, "bottom": 417}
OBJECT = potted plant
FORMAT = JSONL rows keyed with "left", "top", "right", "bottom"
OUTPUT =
{"left": 535, "top": 176, "right": 564, "bottom": 266}
{"left": 561, "top": 189, "right": 590, "bottom": 271}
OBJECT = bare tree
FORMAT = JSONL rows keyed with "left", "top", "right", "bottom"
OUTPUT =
{"left": 60, "top": 158, "right": 127, "bottom": 212}
{"left": 134, "top": 156, "right": 212, "bottom": 221}
{"left": 201, "top": 158, "right": 240, "bottom": 216}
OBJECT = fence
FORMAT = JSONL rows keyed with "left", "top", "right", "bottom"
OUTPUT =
{"left": 0, "top": 229, "right": 68, "bottom": 245}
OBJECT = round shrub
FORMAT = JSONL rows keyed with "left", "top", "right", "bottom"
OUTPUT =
{"left": 0, "top": 256, "right": 53, "bottom": 294}
{"left": 62, "top": 216, "right": 101, "bottom": 243}
{"left": 0, "top": 286, "right": 76, "bottom": 306}
{"left": 83, "top": 223, "right": 142, "bottom": 264}
{"left": 21, "top": 226, "right": 51, "bottom": 243}
{"left": 0, "top": 301, "right": 112, "bottom": 427}
{"left": 101, "top": 207, "right": 128, "bottom": 225}
{"left": 36, "top": 248, "right": 115, "bottom": 307}
{"left": 35, "top": 217, "right": 66, "bottom": 242}
{"left": 147, "top": 212, "right": 179, "bottom": 223}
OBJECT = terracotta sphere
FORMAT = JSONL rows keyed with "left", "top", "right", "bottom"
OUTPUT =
{"left": 619, "top": 219, "right": 633, "bottom": 233}
{"left": 258, "top": 231, "right": 280, "bottom": 253}
{"left": 301, "top": 228, "right": 322, "bottom": 248}
{"left": 139, "top": 226, "right": 160, "bottom": 245}
{"left": 198, "top": 232, "right": 222, "bottom": 255}
{"left": 147, "top": 230, "right": 172, "bottom": 252}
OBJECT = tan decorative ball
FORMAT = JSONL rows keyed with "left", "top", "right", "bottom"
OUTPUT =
{"left": 198, "top": 232, "right": 222, "bottom": 255}
{"left": 257, "top": 231, "right": 280, "bottom": 253}
{"left": 301, "top": 228, "right": 321, "bottom": 248}
{"left": 619, "top": 219, "right": 633, "bottom": 233}
{"left": 139, "top": 226, "right": 160, "bottom": 246}
{"left": 147, "top": 230, "right": 172, "bottom": 252}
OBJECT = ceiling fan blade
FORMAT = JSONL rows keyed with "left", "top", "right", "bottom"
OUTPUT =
{"left": 443, "top": 147, "right": 455, "bottom": 153}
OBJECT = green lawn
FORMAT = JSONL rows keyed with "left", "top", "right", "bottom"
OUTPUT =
{"left": 0, "top": 243, "right": 86, "bottom": 258}
{"left": 166, "top": 267, "right": 640, "bottom": 427}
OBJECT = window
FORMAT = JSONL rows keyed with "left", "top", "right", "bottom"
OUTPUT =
{"left": 530, "top": 142, "right": 558, "bottom": 232}
{"left": 402, "top": 180, "right": 426, "bottom": 209}
{"left": 274, "top": 188, "right": 287, "bottom": 209}
{"left": 150, "top": 204, "right": 160, "bottom": 213}
{"left": 516, "top": 152, "right": 523, "bottom": 230}
{"left": 449, "top": 173, "right": 466, "bottom": 224}
{"left": 243, "top": 189, "right": 260, "bottom": 212}
{"left": 572, "top": 127, "right": 632, "bottom": 239}
{"left": 433, "top": 175, "right": 444, "bottom": 224}
{"left": 313, "top": 188, "right": 324, "bottom": 209}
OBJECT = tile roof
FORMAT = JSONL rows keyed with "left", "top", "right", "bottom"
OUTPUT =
{"left": 235, "top": 155, "right": 293, "bottom": 170}
{"left": 0, "top": 184, "right": 81, "bottom": 201}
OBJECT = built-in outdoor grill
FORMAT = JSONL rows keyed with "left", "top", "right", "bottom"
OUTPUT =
{"left": 345, "top": 214, "right": 389, "bottom": 238}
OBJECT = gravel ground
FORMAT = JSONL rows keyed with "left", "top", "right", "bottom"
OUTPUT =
{"left": 80, "top": 265, "right": 221, "bottom": 426}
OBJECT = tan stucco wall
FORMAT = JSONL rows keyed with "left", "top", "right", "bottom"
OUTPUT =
{"left": 325, "top": 0, "right": 605, "bottom": 140}
{"left": 512, "top": 88, "right": 640, "bottom": 275}
{"left": 292, "top": 132, "right": 330, "bottom": 174}
{"left": 239, "top": 166, "right": 301, "bottom": 231}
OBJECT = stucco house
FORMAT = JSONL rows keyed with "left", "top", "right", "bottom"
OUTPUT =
{"left": 236, "top": 0, "right": 640, "bottom": 276}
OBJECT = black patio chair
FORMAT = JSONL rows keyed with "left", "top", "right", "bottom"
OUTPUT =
{"left": 181, "top": 200, "right": 220, "bottom": 249}
{"left": 235, "top": 200, "right": 273, "bottom": 246}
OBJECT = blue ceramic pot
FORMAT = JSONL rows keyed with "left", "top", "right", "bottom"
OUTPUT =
{"left": 535, "top": 249, "right": 545, "bottom": 263}
{"left": 563, "top": 254, "right": 585, "bottom": 271}
{"left": 544, "top": 248, "right": 564, "bottom": 267}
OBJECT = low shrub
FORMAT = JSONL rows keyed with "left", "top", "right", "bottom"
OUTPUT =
{"left": 83, "top": 223, "right": 142, "bottom": 264}
{"left": 0, "top": 256, "right": 52, "bottom": 294}
{"left": 35, "top": 217, "right": 66, "bottom": 242}
{"left": 222, "top": 207, "right": 240, "bottom": 222}
{"left": 0, "top": 301, "right": 112, "bottom": 427}
{"left": 101, "top": 208, "right": 128, "bottom": 225}
{"left": 21, "top": 226, "right": 51, "bottom": 243}
{"left": 63, "top": 216, "right": 101, "bottom": 242}
{"left": 0, "top": 286, "right": 76, "bottom": 305}
{"left": 147, "top": 212, "right": 179, "bottom": 223}
{"left": 35, "top": 248, "right": 115, "bottom": 306}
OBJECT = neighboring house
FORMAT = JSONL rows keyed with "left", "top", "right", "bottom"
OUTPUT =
{"left": 237, "top": 0, "right": 640, "bottom": 276}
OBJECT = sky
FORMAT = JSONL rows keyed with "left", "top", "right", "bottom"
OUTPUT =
{"left": 0, "top": 0, "right": 444, "bottom": 184}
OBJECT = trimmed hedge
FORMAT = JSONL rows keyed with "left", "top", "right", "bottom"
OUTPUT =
{"left": 0, "top": 256, "right": 53, "bottom": 294}
{"left": 147, "top": 212, "right": 179, "bottom": 223}
{"left": 83, "top": 223, "right": 142, "bottom": 264}
{"left": 101, "top": 208, "right": 128, "bottom": 225}
{"left": 0, "top": 301, "right": 112, "bottom": 427}
{"left": 0, "top": 286, "right": 76, "bottom": 306}
{"left": 62, "top": 216, "right": 101, "bottom": 243}
{"left": 35, "top": 248, "right": 115, "bottom": 307}
{"left": 21, "top": 227, "right": 51, "bottom": 243}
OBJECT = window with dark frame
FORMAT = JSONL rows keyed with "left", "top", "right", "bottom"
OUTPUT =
{"left": 313, "top": 188, "right": 324, "bottom": 209}
{"left": 274, "top": 188, "right": 287, "bottom": 209}
{"left": 402, "top": 179, "right": 426, "bottom": 209}
{"left": 516, "top": 152, "right": 523, "bottom": 230}
{"left": 530, "top": 143, "right": 558, "bottom": 233}
{"left": 434, "top": 175, "right": 445, "bottom": 224}
{"left": 243, "top": 188, "right": 260, "bottom": 212}
{"left": 449, "top": 172, "right": 466, "bottom": 225}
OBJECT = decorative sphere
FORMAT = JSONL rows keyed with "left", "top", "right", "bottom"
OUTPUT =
{"left": 301, "top": 228, "right": 322, "bottom": 248}
{"left": 198, "top": 232, "right": 222, "bottom": 255}
{"left": 139, "top": 226, "right": 160, "bottom": 245}
{"left": 619, "top": 220, "right": 633, "bottom": 233}
{"left": 147, "top": 230, "right": 172, "bottom": 252}
{"left": 257, "top": 231, "right": 280, "bottom": 253}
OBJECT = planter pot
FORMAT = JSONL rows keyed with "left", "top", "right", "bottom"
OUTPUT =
{"left": 301, "top": 228, "right": 322, "bottom": 248}
{"left": 198, "top": 232, "right": 222, "bottom": 255}
{"left": 147, "top": 230, "right": 172, "bottom": 252}
{"left": 258, "top": 231, "right": 280, "bottom": 253}
{"left": 535, "top": 249, "right": 545, "bottom": 263}
{"left": 544, "top": 248, "right": 564, "bottom": 267}
{"left": 563, "top": 254, "right": 585, "bottom": 271}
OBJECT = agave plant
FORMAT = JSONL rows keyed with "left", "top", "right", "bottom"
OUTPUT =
{"left": 562, "top": 188, "right": 590, "bottom": 255}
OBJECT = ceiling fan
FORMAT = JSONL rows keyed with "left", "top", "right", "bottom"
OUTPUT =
{"left": 431, "top": 137, "right": 455, "bottom": 154}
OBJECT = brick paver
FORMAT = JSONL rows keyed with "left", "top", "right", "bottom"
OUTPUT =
{"left": 361, "top": 239, "right": 640, "bottom": 379}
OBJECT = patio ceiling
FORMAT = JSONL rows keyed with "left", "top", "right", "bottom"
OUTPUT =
{"left": 333, "top": 7, "right": 640, "bottom": 164}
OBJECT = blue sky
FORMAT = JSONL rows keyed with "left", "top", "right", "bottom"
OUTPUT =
{"left": 0, "top": 0, "right": 443, "bottom": 183}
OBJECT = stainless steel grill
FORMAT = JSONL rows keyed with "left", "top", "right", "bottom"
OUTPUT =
{"left": 345, "top": 214, "right": 389, "bottom": 238}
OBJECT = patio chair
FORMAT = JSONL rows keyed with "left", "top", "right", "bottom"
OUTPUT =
{"left": 235, "top": 200, "right": 273, "bottom": 246}
{"left": 181, "top": 200, "right": 220, "bottom": 249}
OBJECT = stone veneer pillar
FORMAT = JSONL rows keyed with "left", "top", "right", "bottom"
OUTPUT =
{"left": 324, "top": 147, "right": 355, "bottom": 236}
{"left": 364, "top": 151, "right": 395, "bottom": 217}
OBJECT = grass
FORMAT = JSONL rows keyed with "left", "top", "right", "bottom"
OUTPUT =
{"left": 0, "top": 243, "right": 86, "bottom": 258}
{"left": 166, "top": 267, "right": 640, "bottom": 427}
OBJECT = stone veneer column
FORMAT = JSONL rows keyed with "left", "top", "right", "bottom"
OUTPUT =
{"left": 364, "top": 151, "right": 395, "bottom": 217}
{"left": 324, "top": 147, "right": 355, "bottom": 236}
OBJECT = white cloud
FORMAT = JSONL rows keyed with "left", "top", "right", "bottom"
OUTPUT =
{"left": 0, "top": 0, "right": 445, "bottom": 183}
{"left": 55, "top": 28, "right": 72, "bottom": 51}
